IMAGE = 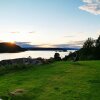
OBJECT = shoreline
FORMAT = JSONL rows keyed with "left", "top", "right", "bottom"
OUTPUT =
{"left": 0, "top": 57, "right": 54, "bottom": 66}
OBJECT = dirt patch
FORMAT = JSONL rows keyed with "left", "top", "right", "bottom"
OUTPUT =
{"left": 9, "top": 89, "right": 26, "bottom": 96}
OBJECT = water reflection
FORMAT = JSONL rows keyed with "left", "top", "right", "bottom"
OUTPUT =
{"left": 0, "top": 51, "right": 73, "bottom": 61}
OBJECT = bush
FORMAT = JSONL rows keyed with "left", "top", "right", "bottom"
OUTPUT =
{"left": 54, "top": 53, "right": 61, "bottom": 61}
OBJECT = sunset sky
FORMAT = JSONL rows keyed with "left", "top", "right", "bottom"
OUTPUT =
{"left": 0, "top": 0, "right": 100, "bottom": 48}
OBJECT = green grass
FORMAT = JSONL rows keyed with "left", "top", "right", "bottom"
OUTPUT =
{"left": 0, "top": 61, "right": 100, "bottom": 100}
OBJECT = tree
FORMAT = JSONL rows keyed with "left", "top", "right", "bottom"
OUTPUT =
{"left": 95, "top": 35, "right": 100, "bottom": 59}
{"left": 96, "top": 35, "right": 100, "bottom": 47}
{"left": 54, "top": 53, "right": 61, "bottom": 61}
{"left": 82, "top": 38, "right": 95, "bottom": 55}
{"left": 83, "top": 38, "right": 94, "bottom": 49}
{"left": 78, "top": 38, "right": 95, "bottom": 60}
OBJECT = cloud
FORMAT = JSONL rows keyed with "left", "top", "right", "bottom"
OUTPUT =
{"left": 11, "top": 32, "right": 20, "bottom": 34}
{"left": 15, "top": 40, "right": 85, "bottom": 49}
{"left": 67, "top": 40, "right": 85, "bottom": 45}
{"left": 28, "top": 31, "right": 36, "bottom": 34}
{"left": 7, "top": 31, "right": 36, "bottom": 34}
{"left": 0, "top": 40, "right": 3, "bottom": 42}
{"left": 15, "top": 42, "right": 39, "bottom": 48}
{"left": 79, "top": 0, "right": 100, "bottom": 15}
{"left": 64, "top": 35, "right": 75, "bottom": 38}
{"left": 51, "top": 40, "right": 85, "bottom": 49}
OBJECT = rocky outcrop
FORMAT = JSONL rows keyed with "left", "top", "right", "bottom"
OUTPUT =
{"left": 0, "top": 57, "right": 54, "bottom": 66}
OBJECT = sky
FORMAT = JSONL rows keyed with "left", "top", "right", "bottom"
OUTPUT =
{"left": 0, "top": 0, "right": 100, "bottom": 48}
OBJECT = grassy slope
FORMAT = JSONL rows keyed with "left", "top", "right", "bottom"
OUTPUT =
{"left": 0, "top": 61, "right": 100, "bottom": 100}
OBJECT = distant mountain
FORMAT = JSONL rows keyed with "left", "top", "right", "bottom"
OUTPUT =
{"left": 0, "top": 42, "right": 25, "bottom": 53}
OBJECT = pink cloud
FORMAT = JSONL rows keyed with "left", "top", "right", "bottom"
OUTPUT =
{"left": 79, "top": 0, "right": 100, "bottom": 15}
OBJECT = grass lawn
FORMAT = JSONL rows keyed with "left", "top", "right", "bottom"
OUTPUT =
{"left": 0, "top": 61, "right": 100, "bottom": 100}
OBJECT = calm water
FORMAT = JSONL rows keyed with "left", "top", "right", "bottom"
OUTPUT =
{"left": 0, "top": 51, "right": 74, "bottom": 61}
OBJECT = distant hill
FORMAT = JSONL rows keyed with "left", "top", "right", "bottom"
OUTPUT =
{"left": 0, "top": 42, "right": 24, "bottom": 53}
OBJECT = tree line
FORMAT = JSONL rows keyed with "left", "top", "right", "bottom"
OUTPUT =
{"left": 67, "top": 35, "right": 100, "bottom": 60}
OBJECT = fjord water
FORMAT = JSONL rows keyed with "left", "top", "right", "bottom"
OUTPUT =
{"left": 0, "top": 51, "right": 72, "bottom": 61}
